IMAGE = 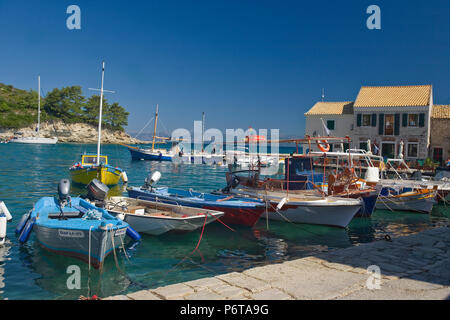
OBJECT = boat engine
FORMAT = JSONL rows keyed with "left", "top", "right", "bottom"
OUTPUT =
{"left": 57, "top": 179, "right": 71, "bottom": 220}
{"left": 87, "top": 179, "right": 109, "bottom": 207}
{"left": 144, "top": 171, "right": 161, "bottom": 190}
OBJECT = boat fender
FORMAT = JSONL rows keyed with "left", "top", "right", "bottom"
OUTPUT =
{"left": 277, "top": 197, "right": 288, "bottom": 210}
{"left": 116, "top": 213, "right": 125, "bottom": 221}
{"left": 0, "top": 215, "right": 7, "bottom": 245}
{"left": 126, "top": 226, "right": 141, "bottom": 241}
{"left": 0, "top": 201, "right": 12, "bottom": 221}
{"left": 121, "top": 171, "right": 128, "bottom": 183}
{"left": 16, "top": 212, "right": 31, "bottom": 234}
{"left": 18, "top": 217, "right": 35, "bottom": 243}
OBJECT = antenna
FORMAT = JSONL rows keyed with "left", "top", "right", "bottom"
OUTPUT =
{"left": 322, "top": 88, "right": 325, "bottom": 102}
{"left": 88, "top": 61, "right": 116, "bottom": 166}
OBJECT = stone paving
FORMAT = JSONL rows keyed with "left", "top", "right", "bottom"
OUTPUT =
{"left": 105, "top": 226, "right": 450, "bottom": 300}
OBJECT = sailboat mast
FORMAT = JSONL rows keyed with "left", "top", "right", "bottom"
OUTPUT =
{"left": 96, "top": 62, "right": 105, "bottom": 166}
{"left": 37, "top": 76, "right": 41, "bottom": 135}
{"left": 151, "top": 104, "right": 159, "bottom": 151}
{"left": 201, "top": 112, "right": 205, "bottom": 152}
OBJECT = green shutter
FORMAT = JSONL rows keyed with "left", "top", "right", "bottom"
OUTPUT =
{"left": 419, "top": 113, "right": 425, "bottom": 127}
{"left": 394, "top": 114, "right": 400, "bottom": 136}
{"left": 327, "top": 120, "right": 335, "bottom": 130}
{"left": 371, "top": 113, "right": 377, "bottom": 127}
{"left": 378, "top": 113, "right": 384, "bottom": 135}
{"left": 402, "top": 113, "right": 408, "bottom": 127}
{"left": 356, "top": 114, "right": 361, "bottom": 127}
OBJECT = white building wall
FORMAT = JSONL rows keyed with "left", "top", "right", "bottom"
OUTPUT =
{"left": 305, "top": 114, "right": 354, "bottom": 151}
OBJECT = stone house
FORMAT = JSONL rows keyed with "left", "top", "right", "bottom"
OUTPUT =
{"left": 430, "top": 105, "right": 450, "bottom": 164}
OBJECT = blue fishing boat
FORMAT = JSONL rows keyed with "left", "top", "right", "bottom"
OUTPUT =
{"left": 17, "top": 179, "right": 140, "bottom": 268}
{"left": 127, "top": 172, "right": 265, "bottom": 227}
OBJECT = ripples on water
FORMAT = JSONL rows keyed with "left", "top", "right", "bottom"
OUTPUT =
{"left": 0, "top": 143, "right": 448, "bottom": 299}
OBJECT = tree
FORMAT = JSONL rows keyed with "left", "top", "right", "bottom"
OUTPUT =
{"left": 44, "top": 86, "right": 85, "bottom": 122}
{"left": 83, "top": 94, "right": 109, "bottom": 125}
{"left": 106, "top": 102, "right": 129, "bottom": 130}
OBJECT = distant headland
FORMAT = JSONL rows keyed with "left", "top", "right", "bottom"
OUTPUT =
{"left": 0, "top": 82, "right": 146, "bottom": 144}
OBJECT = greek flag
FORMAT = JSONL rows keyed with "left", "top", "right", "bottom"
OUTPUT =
{"left": 321, "top": 118, "right": 331, "bottom": 136}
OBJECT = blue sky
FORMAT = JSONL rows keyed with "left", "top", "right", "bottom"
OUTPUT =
{"left": 0, "top": 0, "right": 449, "bottom": 137}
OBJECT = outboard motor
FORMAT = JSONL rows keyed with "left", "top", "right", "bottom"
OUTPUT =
{"left": 144, "top": 171, "right": 161, "bottom": 190}
{"left": 87, "top": 179, "right": 109, "bottom": 207}
{"left": 57, "top": 179, "right": 71, "bottom": 220}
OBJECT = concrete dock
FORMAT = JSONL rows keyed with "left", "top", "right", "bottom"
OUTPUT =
{"left": 106, "top": 226, "right": 450, "bottom": 300}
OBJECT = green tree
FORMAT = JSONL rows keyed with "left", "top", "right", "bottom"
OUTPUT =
{"left": 44, "top": 86, "right": 85, "bottom": 122}
{"left": 106, "top": 102, "right": 129, "bottom": 130}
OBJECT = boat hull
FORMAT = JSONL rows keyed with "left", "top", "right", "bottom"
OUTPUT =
{"left": 34, "top": 224, "right": 126, "bottom": 268}
{"left": 118, "top": 213, "right": 218, "bottom": 235}
{"left": 10, "top": 137, "right": 58, "bottom": 144}
{"left": 265, "top": 200, "right": 361, "bottom": 228}
{"left": 70, "top": 165, "right": 122, "bottom": 186}
{"left": 129, "top": 148, "right": 173, "bottom": 161}
{"left": 376, "top": 190, "right": 436, "bottom": 213}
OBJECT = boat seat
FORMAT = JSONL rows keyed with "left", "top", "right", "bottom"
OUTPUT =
{"left": 48, "top": 211, "right": 83, "bottom": 219}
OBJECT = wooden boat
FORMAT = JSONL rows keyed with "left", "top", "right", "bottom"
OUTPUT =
{"left": 9, "top": 76, "right": 57, "bottom": 144}
{"left": 16, "top": 180, "right": 136, "bottom": 268}
{"left": 127, "top": 173, "right": 265, "bottom": 227}
{"left": 105, "top": 196, "right": 224, "bottom": 235}
{"left": 376, "top": 187, "right": 437, "bottom": 213}
{"left": 69, "top": 62, "right": 127, "bottom": 186}
{"left": 70, "top": 154, "right": 125, "bottom": 186}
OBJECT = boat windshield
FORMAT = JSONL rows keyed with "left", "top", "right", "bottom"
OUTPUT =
{"left": 82, "top": 156, "right": 108, "bottom": 165}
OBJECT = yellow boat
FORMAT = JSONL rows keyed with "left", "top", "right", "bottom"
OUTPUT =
{"left": 70, "top": 155, "right": 124, "bottom": 186}
{"left": 69, "top": 62, "right": 127, "bottom": 187}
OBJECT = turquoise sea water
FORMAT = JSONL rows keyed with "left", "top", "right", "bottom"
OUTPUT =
{"left": 0, "top": 143, "right": 448, "bottom": 300}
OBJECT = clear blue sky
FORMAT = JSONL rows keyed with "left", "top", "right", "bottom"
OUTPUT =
{"left": 0, "top": 0, "right": 449, "bottom": 137}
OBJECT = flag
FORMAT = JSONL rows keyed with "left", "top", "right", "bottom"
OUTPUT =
{"left": 321, "top": 118, "right": 331, "bottom": 136}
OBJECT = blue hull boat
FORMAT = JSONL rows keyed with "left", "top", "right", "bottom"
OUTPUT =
{"left": 127, "top": 186, "right": 265, "bottom": 227}
{"left": 17, "top": 195, "right": 139, "bottom": 268}
{"left": 129, "top": 147, "right": 173, "bottom": 161}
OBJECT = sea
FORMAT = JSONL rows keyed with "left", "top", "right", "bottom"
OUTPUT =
{"left": 0, "top": 143, "right": 448, "bottom": 300}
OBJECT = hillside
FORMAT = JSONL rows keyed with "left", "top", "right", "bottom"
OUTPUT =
{"left": 0, "top": 82, "right": 129, "bottom": 131}
{"left": 0, "top": 82, "right": 145, "bottom": 144}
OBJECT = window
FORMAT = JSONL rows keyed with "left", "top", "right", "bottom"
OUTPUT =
{"left": 407, "top": 143, "right": 418, "bottom": 158}
{"left": 326, "top": 120, "right": 335, "bottom": 130}
{"left": 384, "top": 114, "right": 394, "bottom": 135}
{"left": 362, "top": 114, "right": 371, "bottom": 126}
{"left": 359, "top": 142, "right": 368, "bottom": 151}
{"left": 408, "top": 114, "right": 419, "bottom": 127}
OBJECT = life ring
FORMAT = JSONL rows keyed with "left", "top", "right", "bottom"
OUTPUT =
{"left": 316, "top": 140, "right": 330, "bottom": 152}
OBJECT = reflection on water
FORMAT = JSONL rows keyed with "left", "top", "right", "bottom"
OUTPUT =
{"left": 0, "top": 143, "right": 449, "bottom": 299}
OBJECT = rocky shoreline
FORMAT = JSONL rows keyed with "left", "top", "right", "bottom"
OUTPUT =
{"left": 0, "top": 121, "right": 148, "bottom": 144}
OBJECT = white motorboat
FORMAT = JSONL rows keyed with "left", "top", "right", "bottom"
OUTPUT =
{"left": 228, "top": 187, "right": 362, "bottom": 228}
{"left": 105, "top": 196, "right": 224, "bottom": 235}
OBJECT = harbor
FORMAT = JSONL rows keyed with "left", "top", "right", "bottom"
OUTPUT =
{"left": 0, "top": 143, "right": 449, "bottom": 300}
{"left": 0, "top": 1, "right": 450, "bottom": 305}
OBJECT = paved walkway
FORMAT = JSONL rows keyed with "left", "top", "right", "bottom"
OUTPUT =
{"left": 106, "top": 226, "right": 450, "bottom": 300}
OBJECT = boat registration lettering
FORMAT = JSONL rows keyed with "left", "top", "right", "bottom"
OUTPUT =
{"left": 115, "top": 228, "right": 126, "bottom": 236}
{"left": 58, "top": 229, "right": 85, "bottom": 238}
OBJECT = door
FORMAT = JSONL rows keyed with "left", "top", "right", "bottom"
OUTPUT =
{"left": 433, "top": 148, "right": 443, "bottom": 165}
{"left": 381, "top": 143, "right": 395, "bottom": 159}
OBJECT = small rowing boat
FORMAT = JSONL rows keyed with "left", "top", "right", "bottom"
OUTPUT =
{"left": 105, "top": 196, "right": 224, "bottom": 235}
{"left": 376, "top": 187, "right": 437, "bottom": 213}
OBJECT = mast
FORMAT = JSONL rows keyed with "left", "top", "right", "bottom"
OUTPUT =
{"left": 37, "top": 76, "right": 41, "bottom": 135}
{"left": 88, "top": 61, "right": 115, "bottom": 166}
{"left": 96, "top": 62, "right": 106, "bottom": 165}
{"left": 151, "top": 104, "right": 159, "bottom": 151}
{"left": 201, "top": 112, "right": 205, "bottom": 153}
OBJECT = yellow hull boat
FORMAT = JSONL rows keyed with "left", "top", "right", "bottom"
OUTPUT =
{"left": 69, "top": 155, "right": 125, "bottom": 186}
